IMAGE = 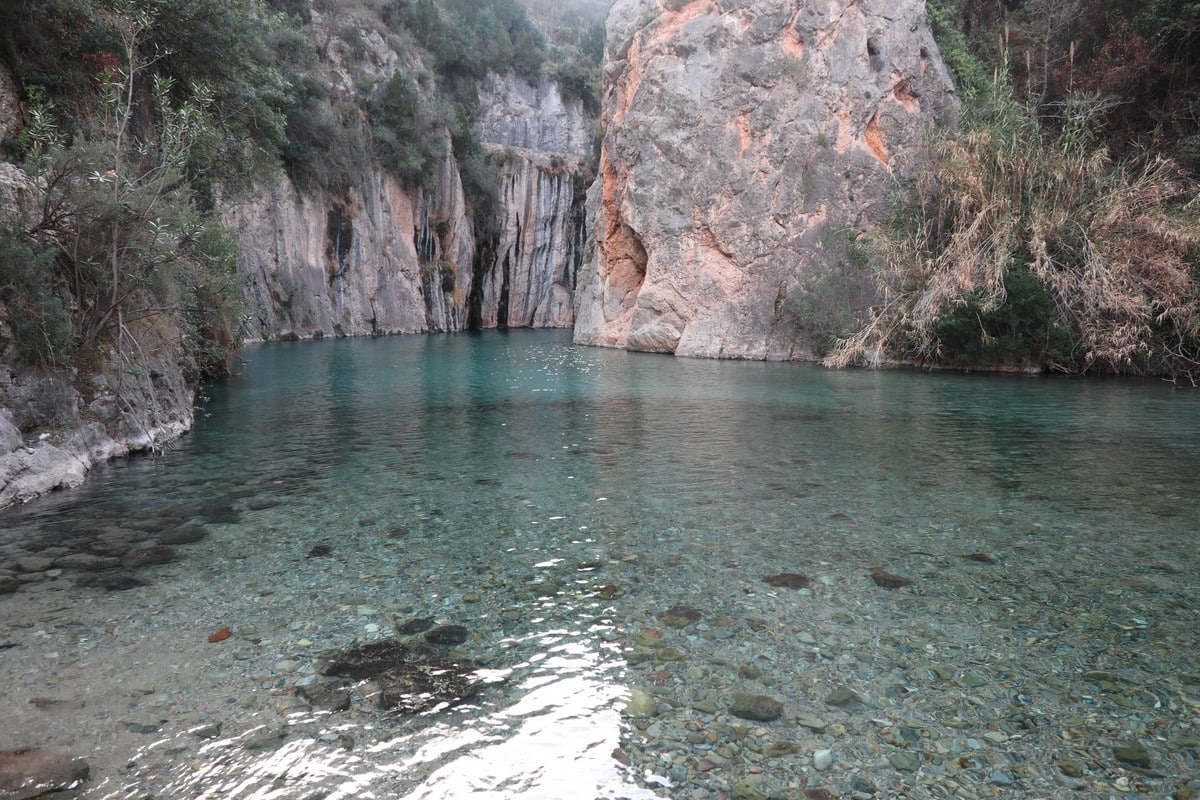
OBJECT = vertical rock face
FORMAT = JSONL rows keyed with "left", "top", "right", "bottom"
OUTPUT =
{"left": 478, "top": 152, "right": 588, "bottom": 329}
{"left": 574, "top": 0, "right": 958, "bottom": 359}
{"left": 226, "top": 148, "right": 475, "bottom": 340}
{"left": 477, "top": 73, "right": 595, "bottom": 155}
{"left": 231, "top": 72, "right": 595, "bottom": 341}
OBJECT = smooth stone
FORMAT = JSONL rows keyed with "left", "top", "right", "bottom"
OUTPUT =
{"left": 424, "top": 625, "right": 469, "bottom": 646}
{"left": 825, "top": 687, "right": 862, "bottom": 706}
{"left": 813, "top": 748, "right": 833, "bottom": 770}
{"left": 1113, "top": 742, "right": 1153, "bottom": 768}
{"left": 0, "top": 748, "right": 89, "bottom": 799}
{"left": 889, "top": 751, "right": 922, "bottom": 772}
{"left": 731, "top": 777, "right": 770, "bottom": 800}
{"left": 796, "top": 714, "right": 828, "bottom": 732}
{"left": 730, "top": 693, "right": 783, "bottom": 722}
{"left": 623, "top": 688, "right": 659, "bottom": 719}
{"left": 52, "top": 553, "right": 120, "bottom": 572}
{"left": 990, "top": 771, "right": 1014, "bottom": 786}
{"left": 15, "top": 557, "right": 54, "bottom": 574}
{"left": 156, "top": 524, "right": 209, "bottom": 545}
{"left": 298, "top": 684, "right": 352, "bottom": 712}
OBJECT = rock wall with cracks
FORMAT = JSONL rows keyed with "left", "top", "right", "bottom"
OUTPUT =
{"left": 231, "top": 72, "right": 596, "bottom": 342}
{"left": 574, "top": 0, "right": 958, "bottom": 359}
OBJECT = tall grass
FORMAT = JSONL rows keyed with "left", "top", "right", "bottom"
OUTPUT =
{"left": 827, "top": 71, "right": 1200, "bottom": 380}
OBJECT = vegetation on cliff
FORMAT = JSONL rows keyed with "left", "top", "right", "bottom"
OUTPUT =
{"left": 829, "top": 0, "right": 1200, "bottom": 380}
{"left": 0, "top": 0, "right": 598, "bottom": 413}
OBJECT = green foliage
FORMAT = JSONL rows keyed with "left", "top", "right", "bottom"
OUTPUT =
{"left": 787, "top": 230, "right": 874, "bottom": 358}
{"left": 930, "top": 265, "right": 1077, "bottom": 368}
{"left": 925, "top": 0, "right": 991, "bottom": 102}
{"left": 9, "top": 26, "right": 245, "bottom": 380}
{"left": 384, "top": 0, "right": 546, "bottom": 84}
{"left": 0, "top": 228, "right": 74, "bottom": 366}
{"left": 371, "top": 72, "right": 446, "bottom": 188}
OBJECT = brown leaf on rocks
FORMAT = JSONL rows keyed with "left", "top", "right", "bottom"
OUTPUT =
{"left": 207, "top": 626, "right": 231, "bottom": 643}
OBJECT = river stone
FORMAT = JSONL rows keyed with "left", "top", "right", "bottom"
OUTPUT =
{"left": 156, "top": 524, "right": 208, "bottom": 545}
{"left": 123, "top": 545, "right": 177, "bottom": 568}
{"left": 377, "top": 659, "right": 482, "bottom": 714}
{"left": 1113, "top": 742, "right": 1153, "bottom": 768}
{"left": 0, "top": 575, "right": 17, "bottom": 594}
{"left": 424, "top": 625, "right": 469, "bottom": 646}
{"left": 730, "top": 693, "right": 784, "bottom": 722}
{"left": 54, "top": 553, "right": 121, "bottom": 572}
{"left": 825, "top": 687, "right": 862, "bottom": 706}
{"left": 889, "top": 750, "right": 922, "bottom": 772}
{"left": 763, "top": 573, "right": 810, "bottom": 589}
{"left": 15, "top": 556, "right": 54, "bottom": 574}
{"left": 298, "top": 683, "right": 352, "bottom": 712}
{"left": 0, "top": 748, "right": 89, "bottom": 799}
{"left": 396, "top": 617, "right": 435, "bottom": 635}
{"left": 321, "top": 639, "right": 411, "bottom": 679}
{"left": 74, "top": 569, "right": 146, "bottom": 590}
{"left": 868, "top": 567, "right": 912, "bottom": 589}
{"left": 813, "top": 748, "right": 833, "bottom": 770}
{"left": 623, "top": 688, "right": 659, "bottom": 719}
{"left": 731, "top": 777, "right": 771, "bottom": 800}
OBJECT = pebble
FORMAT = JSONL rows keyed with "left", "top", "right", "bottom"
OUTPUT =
{"left": 812, "top": 749, "right": 833, "bottom": 771}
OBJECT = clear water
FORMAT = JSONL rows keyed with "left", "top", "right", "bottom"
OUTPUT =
{"left": 2, "top": 329, "right": 1198, "bottom": 799}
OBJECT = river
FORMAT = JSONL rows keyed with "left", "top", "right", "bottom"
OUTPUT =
{"left": 2, "top": 330, "right": 1197, "bottom": 799}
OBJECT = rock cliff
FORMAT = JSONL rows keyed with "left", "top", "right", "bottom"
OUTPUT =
{"left": 231, "top": 36, "right": 596, "bottom": 341}
{"left": 574, "top": 0, "right": 958, "bottom": 358}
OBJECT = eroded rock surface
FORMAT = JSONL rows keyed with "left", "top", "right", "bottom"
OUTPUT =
{"left": 575, "top": 0, "right": 958, "bottom": 359}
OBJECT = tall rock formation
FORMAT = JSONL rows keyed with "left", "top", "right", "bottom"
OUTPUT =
{"left": 229, "top": 13, "right": 596, "bottom": 342}
{"left": 574, "top": 0, "right": 958, "bottom": 359}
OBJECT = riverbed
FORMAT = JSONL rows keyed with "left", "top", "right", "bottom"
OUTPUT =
{"left": 2, "top": 330, "right": 1197, "bottom": 799}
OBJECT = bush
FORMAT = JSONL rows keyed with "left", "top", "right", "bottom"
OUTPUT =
{"left": 0, "top": 227, "right": 74, "bottom": 366}
{"left": 827, "top": 75, "right": 1200, "bottom": 379}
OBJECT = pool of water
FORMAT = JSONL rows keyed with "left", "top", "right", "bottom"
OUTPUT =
{"left": 1, "top": 330, "right": 1198, "bottom": 799}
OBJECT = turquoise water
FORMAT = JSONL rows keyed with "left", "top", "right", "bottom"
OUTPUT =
{"left": 2, "top": 329, "right": 1198, "bottom": 799}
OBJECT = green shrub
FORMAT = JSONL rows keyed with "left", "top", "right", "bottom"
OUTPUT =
{"left": 0, "top": 227, "right": 74, "bottom": 366}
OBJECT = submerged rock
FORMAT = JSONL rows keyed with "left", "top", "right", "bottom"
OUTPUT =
{"left": 764, "top": 573, "right": 811, "bottom": 589}
{"left": 321, "top": 639, "right": 412, "bottom": 680}
{"left": 74, "top": 569, "right": 146, "bottom": 591}
{"left": 377, "top": 660, "right": 482, "bottom": 713}
{"left": 730, "top": 693, "right": 784, "bottom": 722}
{"left": 395, "top": 617, "right": 435, "bottom": 635}
{"left": 868, "top": 567, "right": 912, "bottom": 589}
{"left": 0, "top": 748, "right": 89, "bottom": 799}
{"left": 424, "top": 624, "right": 469, "bottom": 646}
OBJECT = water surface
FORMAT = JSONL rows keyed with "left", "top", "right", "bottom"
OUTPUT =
{"left": 1, "top": 330, "right": 1197, "bottom": 799}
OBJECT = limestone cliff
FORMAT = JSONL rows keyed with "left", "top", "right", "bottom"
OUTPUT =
{"left": 231, "top": 20, "right": 596, "bottom": 341}
{"left": 574, "top": 0, "right": 958, "bottom": 359}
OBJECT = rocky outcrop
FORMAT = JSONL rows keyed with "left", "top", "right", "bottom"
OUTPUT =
{"left": 233, "top": 69, "right": 596, "bottom": 341}
{"left": 477, "top": 73, "right": 595, "bottom": 155}
{"left": 0, "top": 320, "right": 196, "bottom": 508}
{"left": 574, "top": 0, "right": 958, "bottom": 359}
{"left": 477, "top": 150, "right": 589, "bottom": 329}
{"left": 228, "top": 148, "right": 476, "bottom": 340}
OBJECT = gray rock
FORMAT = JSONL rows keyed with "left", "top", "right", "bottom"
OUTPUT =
{"left": 575, "top": 0, "right": 958, "bottom": 359}
{"left": 730, "top": 693, "right": 784, "bottom": 722}
{"left": 0, "top": 413, "right": 21, "bottom": 453}
{"left": 889, "top": 750, "right": 922, "bottom": 772}
{"left": 14, "top": 556, "right": 54, "bottom": 574}
{"left": 54, "top": 553, "right": 121, "bottom": 572}
{"left": 0, "top": 748, "right": 89, "bottom": 799}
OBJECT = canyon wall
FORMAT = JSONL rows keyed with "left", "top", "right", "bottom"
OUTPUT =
{"left": 574, "top": 0, "right": 958, "bottom": 359}
{"left": 231, "top": 32, "right": 596, "bottom": 342}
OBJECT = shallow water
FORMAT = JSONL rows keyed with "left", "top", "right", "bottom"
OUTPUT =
{"left": 1, "top": 330, "right": 1198, "bottom": 799}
